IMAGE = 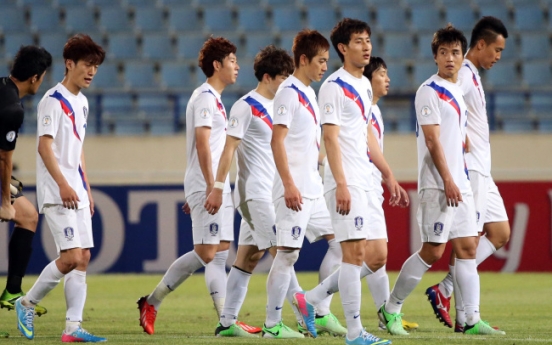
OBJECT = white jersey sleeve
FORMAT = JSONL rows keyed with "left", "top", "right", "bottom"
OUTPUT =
{"left": 415, "top": 85, "right": 441, "bottom": 126}
{"left": 273, "top": 87, "right": 299, "bottom": 128}
{"left": 37, "top": 95, "right": 63, "bottom": 138}
{"left": 319, "top": 81, "right": 344, "bottom": 126}
{"left": 193, "top": 92, "right": 218, "bottom": 128}
{"left": 227, "top": 99, "right": 252, "bottom": 140}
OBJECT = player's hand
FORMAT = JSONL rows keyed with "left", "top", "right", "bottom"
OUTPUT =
{"left": 59, "top": 183, "right": 79, "bottom": 209}
{"left": 465, "top": 135, "right": 471, "bottom": 153}
{"left": 88, "top": 189, "right": 95, "bottom": 217}
{"left": 284, "top": 183, "right": 303, "bottom": 212}
{"left": 0, "top": 204, "right": 15, "bottom": 222}
{"left": 204, "top": 188, "right": 223, "bottom": 215}
{"left": 398, "top": 186, "right": 410, "bottom": 208}
{"left": 444, "top": 180, "right": 462, "bottom": 207}
{"left": 182, "top": 202, "right": 191, "bottom": 214}
{"left": 384, "top": 176, "right": 402, "bottom": 207}
{"left": 335, "top": 183, "right": 351, "bottom": 215}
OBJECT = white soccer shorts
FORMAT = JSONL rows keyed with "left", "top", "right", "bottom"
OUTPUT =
{"left": 274, "top": 196, "right": 334, "bottom": 249}
{"left": 417, "top": 189, "right": 478, "bottom": 243}
{"left": 237, "top": 200, "right": 277, "bottom": 250}
{"left": 469, "top": 170, "right": 509, "bottom": 231}
{"left": 188, "top": 191, "right": 234, "bottom": 245}
{"left": 325, "top": 186, "right": 387, "bottom": 243}
{"left": 43, "top": 205, "right": 94, "bottom": 252}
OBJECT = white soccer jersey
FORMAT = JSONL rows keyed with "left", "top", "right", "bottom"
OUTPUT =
{"left": 415, "top": 74, "right": 471, "bottom": 193}
{"left": 319, "top": 67, "right": 374, "bottom": 193}
{"left": 370, "top": 104, "right": 384, "bottom": 196}
{"left": 227, "top": 90, "right": 275, "bottom": 206}
{"left": 458, "top": 58, "right": 491, "bottom": 176}
{"left": 184, "top": 83, "right": 230, "bottom": 198}
{"left": 272, "top": 75, "right": 323, "bottom": 200}
{"left": 36, "top": 83, "right": 90, "bottom": 212}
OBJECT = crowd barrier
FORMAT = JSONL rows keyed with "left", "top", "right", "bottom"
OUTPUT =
{"left": 0, "top": 182, "right": 550, "bottom": 274}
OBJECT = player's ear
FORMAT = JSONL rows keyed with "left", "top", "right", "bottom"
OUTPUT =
{"left": 213, "top": 59, "right": 221, "bottom": 72}
{"left": 477, "top": 38, "right": 486, "bottom": 50}
{"left": 337, "top": 42, "right": 347, "bottom": 56}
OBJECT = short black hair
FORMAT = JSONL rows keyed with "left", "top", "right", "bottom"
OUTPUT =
{"left": 10, "top": 46, "right": 52, "bottom": 81}
{"left": 253, "top": 45, "right": 294, "bottom": 81}
{"left": 330, "top": 18, "right": 371, "bottom": 62}
{"left": 363, "top": 56, "right": 387, "bottom": 82}
{"left": 431, "top": 24, "right": 468, "bottom": 56}
{"left": 469, "top": 16, "right": 509, "bottom": 48}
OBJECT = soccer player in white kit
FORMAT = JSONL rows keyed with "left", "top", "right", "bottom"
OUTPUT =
{"left": 15, "top": 34, "right": 107, "bottom": 342}
{"left": 138, "top": 37, "right": 243, "bottom": 335}
{"left": 379, "top": 24, "right": 504, "bottom": 336}
{"left": 362, "top": 56, "right": 419, "bottom": 332}
{"left": 297, "top": 19, "right": 407, "bottom": 345}
{"left": 203, "top": 45, "right": 294, "bottom": 337}
{"left": 262, "top": 29, "right": 338, "bottom": 339}
{"left": 425, "top": 16, "right": 510, "bottom": 332}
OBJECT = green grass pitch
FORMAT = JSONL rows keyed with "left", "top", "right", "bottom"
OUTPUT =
{"left": 1, "top": 272, "right": 551, "bottom": 344}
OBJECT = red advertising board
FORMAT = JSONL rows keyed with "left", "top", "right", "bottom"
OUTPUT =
{"left": 383, "top": 182, "right": 552, "bottom": 272}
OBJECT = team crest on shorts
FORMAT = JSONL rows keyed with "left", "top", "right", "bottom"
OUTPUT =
{"left": 64, "top": 227, "right": 74, "bottom": 241}
{"left": 291, "top": 226, "right": 301, "bottom": 240}
{"left": 209, "top": 222, "right": 219, "bottom": 236}
{"left": 5, "top": 131, "right": 15, "bottom": 142}
{"left": 433, "top": 222, "right": 444, "bottom": 236}
{"left": 354, "top": 216, "right": 364, "bottom": 230}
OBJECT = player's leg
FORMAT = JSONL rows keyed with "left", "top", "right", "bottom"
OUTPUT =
{"left": 139, "top": 192, "right": 217, "bottom": 334}
{"left": 478, "top": 178, "right": 510, "bottom": 262}
{"left": 16, "top": 205, "right": 83, "bottom": 339}
{"left": 1, "top": 193, "right": 45, "bottom": 315}
{"left": 316, "top": 234, "right": 341, "bottom": 316}
{"left": 205, "top": 193, "right": 234, "bottom": 317}
{"left": 263, "top": 198, "right": 308, "bottom": 339}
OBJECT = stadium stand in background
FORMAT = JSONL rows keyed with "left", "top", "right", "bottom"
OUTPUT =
{"left": 0, "top": 0, "right": 550, "bottom": 135}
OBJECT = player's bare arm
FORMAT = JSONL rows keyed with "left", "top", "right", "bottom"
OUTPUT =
{"left": 323, "top": 123, "right": 350, "bottom": 215}
{"left": 195, "top": 126, "right": 214, "bottom": 198}
{"left": 465, "top": 133, "right": 471, "bottom": 153}
{"left": 367, "top": 123, "right": 402, "bottom": 206}
{"left": 80, "top": 150, "right": 94, "bottom": 216}
{"left": 0, "top": 148, "right": 15, "bottom": 221}
{"left": 204, "top": 135, "right": 241, "bottom": 215}
{"left": 421, "top": 124, "right": 462, "bottom": 207}
{"left": 271, "top": 124, "right": 302, "bottom": 211}
{"left": 38, "top": 135, "right": 80, "bottom": 210}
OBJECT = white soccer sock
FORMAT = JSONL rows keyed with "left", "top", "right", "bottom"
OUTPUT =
{"left": 455, "top": 259, "right": 480, "bottom": 326}
{"left": 148, "top": 250, "right": 205, "bottom": 310}
{"left": 305, "top": 267, "right": 340, "bottom": 307}
{"left": 265, "top": 250, "right": 298, "bottom": 328}
{"left": 366, "top": 265, "right": 390, "bottom": 309}
{"left": 360, "top": 262, "right": 374, "bottom": 279}
{"left": 451, "top": 263, "right": 465, "bottom": 325}
{"left": 387, "top": 253, "right": 430, "bottom": 314}
{"left": 316, "top": 239, "right": 342, "bottom": 316}
{"left": 64, "top": 270, "right": 87, "bottom": 332}
{"left": 285, "top": 267, "right": 304, "bottom": 325}
{"left": 438, "top": 266, "right": 454, "bottom": 299}
{"left": 476, "top": 235, "right": 497, "bottom": 266}
{"left": 205, "top": 250, "right": 229, "bottom": 318}
{"left": 339, "top": 263, "right": 362, "bottom": 339}
{"left": 25, "top": 260, "right": 65, "bottom": 305}
{"left": 220, "top": 266, "right": 251, "bottom": 327}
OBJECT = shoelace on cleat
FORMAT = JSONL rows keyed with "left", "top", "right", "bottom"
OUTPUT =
{"left": 361, "top": 330, "right": 381, "bottom": 342}
{"left": 24, "top": 307, "right": 34, "bottom": 328}
{"left": 144, "top": 304, "right": 156, "bottom": 324}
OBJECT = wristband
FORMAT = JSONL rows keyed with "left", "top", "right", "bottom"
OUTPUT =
{"left": 213, "top": 181, "right": 224, "bottom": 190}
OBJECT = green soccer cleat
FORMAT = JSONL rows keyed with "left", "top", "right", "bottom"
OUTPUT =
{"left": 215, "top": 322, "right": 259, "bottom": 337}
{"left": 378, "top": 305, "right": 409, "bottom": 336}
{"left": 315, "top": 313, "right": 347, "bottom": 336}
{"left": 297, "top": 321, "right": 308, "bottom": 335}
{"left": 262, "top": 321, "right": 304, "bottom": 339}
{"left": 464, "top": 320, "right": 506, "bottom": 335}
{"left": 0, "top": 290, "right": 47, "bottom": 316}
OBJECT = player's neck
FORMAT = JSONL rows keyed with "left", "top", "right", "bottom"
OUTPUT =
{"left": 206, "top": 76, "right": 226, "bottom": 95}
{"left": 8, "top": 75, "right": 27, "bottom": 99}
{"left": 437, "top": 71, "right": 458, "bottom": 84}
{"left": 464, "top": 52, "right": 481, "bottom": 70}
{"left": 342, "top": 62, "right": 363, "bottom": 79}
{"left": 372, "top": 97, "right": 380, "bottom": 105}
{"left": 255, "top": 83, "right": 274, "bottom": 100}
{"left": 292, "top": 70, "right": 311, "bottom": 87}
{"left": 61, "top": 77, "right": 81, "bottom": 95}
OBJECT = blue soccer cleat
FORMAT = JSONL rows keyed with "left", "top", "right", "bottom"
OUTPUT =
{"left": 15, "top": 298, "right": 35, "bottom": 340}
{"left": 61, "top": 326, "right": 107, "bottom": 343}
